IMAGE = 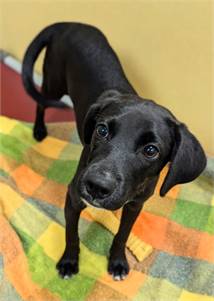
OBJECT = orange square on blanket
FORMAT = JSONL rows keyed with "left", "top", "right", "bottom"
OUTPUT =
{"left": 12, "top": 164, "right": 44, "bottom": 195}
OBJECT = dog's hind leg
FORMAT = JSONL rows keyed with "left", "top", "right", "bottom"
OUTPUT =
{"left": 33, "top": 69, "right": 50, "bottom": 141}
{"left": 33, "top": 73, "right": 62, "bottom": 141}
{"left": 33, "top": 103, "right": 47, "bottom": 141}
{"left": 33, "top": 70, "right": 67, "bottom": 141}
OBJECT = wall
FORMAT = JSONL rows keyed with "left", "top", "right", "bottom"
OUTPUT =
{"left": 1, "top": 0, "right": 213, "bottom": 154}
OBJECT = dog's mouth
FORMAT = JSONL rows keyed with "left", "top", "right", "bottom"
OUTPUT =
{"left": 79, "top": 185, "right": 126, "bottom": 211}
{"left": 81, "top": 197, "right": 103, "bottom": 209}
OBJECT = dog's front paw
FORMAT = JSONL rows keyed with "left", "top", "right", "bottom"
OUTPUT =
{"left": 33, "top": 126, "right": 47, "bottom": 141}
{"left": 108, "top": 257, "right": 129, "bottom": 281}
{"left": 56, "top": 258, "right": 79, "bottom": 279}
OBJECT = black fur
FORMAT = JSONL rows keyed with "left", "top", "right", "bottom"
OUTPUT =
{"left": 22, "top": 22, "right": 207, "bottom": 280}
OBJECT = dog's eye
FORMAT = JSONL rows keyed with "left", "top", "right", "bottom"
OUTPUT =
{"left": 143, "top": 144, "right": 159, "bottom": 159}
{"left": 96, "top": 124, "right": 109, "bottom": 138}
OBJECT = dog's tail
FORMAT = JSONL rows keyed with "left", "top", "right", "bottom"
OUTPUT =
{"left": 22, "top": 23, "right": 68, "bottom": 108}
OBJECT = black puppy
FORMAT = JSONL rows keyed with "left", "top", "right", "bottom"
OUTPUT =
{"left": 22, "top": 22, "right": 206, "bottom": 281}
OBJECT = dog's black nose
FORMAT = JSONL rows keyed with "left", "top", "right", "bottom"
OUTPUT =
{"left": 85, "top": 173, "right": 116, "bottom": 199}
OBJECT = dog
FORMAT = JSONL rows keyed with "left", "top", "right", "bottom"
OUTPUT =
{"left": 22, "top": 22, "right": 207, "bottom": 281}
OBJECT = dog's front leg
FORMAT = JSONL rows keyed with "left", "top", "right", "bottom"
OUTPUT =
{"left": 108, "top": 201, "right": 143, "bottom": 280}
{"left": 56, "top": 185, "right": 85, "bottom": 279}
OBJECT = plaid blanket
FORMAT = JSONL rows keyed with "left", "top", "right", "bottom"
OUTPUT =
{"left": 0, "top": 115, "right": 214, "bottom": 301}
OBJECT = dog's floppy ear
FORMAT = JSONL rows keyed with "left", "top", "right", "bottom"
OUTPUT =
{"left": 160, "top": 123, "right": 207, "bottom": 196}
{"left": 83, "top": 90, "right": 121, "bottom": 144}
{"left": 83, "top": 103, "right": 101, "bottom": 145}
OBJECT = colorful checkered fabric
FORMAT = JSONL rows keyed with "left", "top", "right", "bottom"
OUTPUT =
{"left": 0, "top": 115, "right": 214, "bottom": 301}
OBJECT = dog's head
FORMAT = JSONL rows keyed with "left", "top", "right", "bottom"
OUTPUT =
{"left": 78, "top": 90, "right": 206, "bottom": 210}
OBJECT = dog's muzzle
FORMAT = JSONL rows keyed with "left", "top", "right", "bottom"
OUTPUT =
{"left": 80, "top": 169, "right": 117, "bottom": 207}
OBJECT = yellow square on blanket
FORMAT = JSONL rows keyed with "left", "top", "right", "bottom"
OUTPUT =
{"left": 179, "top": 290, "right": 214, "bottom": 301}
{"left": 37, "top": 222, "right": 65, "bottom": 261}
{"left": 32, "top": 136, "right": 68, "bottom": 159}
{"left": 0, "top": 182, "right": 25, "bottom": 217}
{"left": 0, "top": 116, "right": 18, "bottom": 134}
